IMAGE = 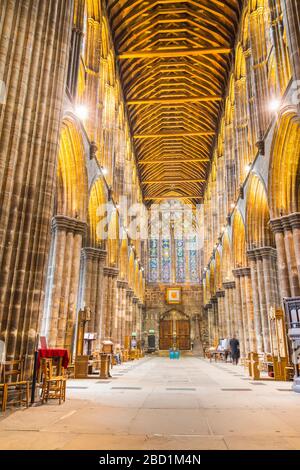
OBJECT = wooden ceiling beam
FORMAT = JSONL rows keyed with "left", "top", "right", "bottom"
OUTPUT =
{"left": 127, "top": 95, "right": 222, "bottom": 105}
{"left": 145, "top": 196, "right": 203, "bottom": 200}
{"left": 134, "top": 131, "right": 214, "bottom": 139}
{"left": 142, "top": 179, "right": 206, "bottom": 185}
{"left": 138, "top": 158, "right": 210, "bottom": 165}
{"left": 118, "top": 47, "right": 231, "bottom": 59}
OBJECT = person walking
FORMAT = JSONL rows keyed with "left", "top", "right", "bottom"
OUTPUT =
{"left": 230, "top": 335, "right": 240, "bottom": 365}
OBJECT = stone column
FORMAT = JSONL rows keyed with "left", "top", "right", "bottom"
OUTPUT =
{"left": 211, "top": 296, "right": 218, "bottom": 345}
{"left": 216, "top": 290, "right": 225, "bottom": 338}
{"left": 126, "top": 288, "right": 134, "bottom": 341}
{"left": 66, "top": 0, "right": 84, "bottom": 98}
{"left": 205, "top": 303, "right": 213, "bottom": 347}
{"left": 282, "top": 217, "right": 300, "bottom": 296}
{"left": 243, "top": 268, "right": 257, "bottom": 353}
{"left": 42, "top": 216, "right": 86, "bottom": 351}
{"left": 231, "top": 276, "right": 246, "bottom": 357}
{"left": 247, "top": 247, "right": 280, "bottom": 354}
{"left": 256, "top": 254, "right": 270, "bottom": 353}
{"left": 247, "top": 251, "right": 264, "bottom": 352}
{"left": 116, "top": 280, "right": 128, "bottom": 346}
{"left": 270, "top": 218, "right": 291, "bottom": 298}
{"left": 137, "top": 301, "right": 144, "bottom": 342}
{"left": 268, "top": 0, "right": 291, "bottom": 93}
{"left": 249, "top": 5, "right": 270, "bottom": 140}
{"left": 233, "top": 268, "right": 256, "bottom": 353}
{"left": 0, "top": 0, "right": 73, "bottom": 367}
{"left": 223, "top": 281, "right": 236, "bottom": 340}
{"left": 83, "top": 14, "right": 101, "bottom": 146}
{"left": 79, "top": 247, "right": 107, "bottom": 350}
{"left": 281, "top": 0, "right": 300, "bottom": 87}
{"left": 201, "top": 306, "right": 209, "bottom": 350}
{"left": 271, "top": 216, "right": 300, "bottom": 297}
{"left": 287, "top": 213, "right": 300, "bottom": 279}
{"left": 102, "top": 267, "right": 119, "bottom": 341}
{"left": 132, "top": 296, "right": 139, "bottom": 336}
{"left": 120, "top": 282, "right": 128, "bottom": 347}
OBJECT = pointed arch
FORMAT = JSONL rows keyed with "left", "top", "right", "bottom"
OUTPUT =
{"left": 119, "top": 235, "right": 129, "bottom": 279}
{"left": 232, "top": 209, "right": 247, "bottom": 268}
{"left": 209, "top": 262, "right": 216, "bottom": 298}
{"left": 215, "top": 250, "right": 222, "bottom": 290}
{"left": 108, "top": 208, "right": 120, "bottom": 267}
{"left": 88, "top": 177, "right": 107, "bottom": 248}
{"left": 269, "top": 112, "right": 300, "bottom": 218}
{"left": 128, "top": 249, "right": 135, "bottom": 289}
{"left": 56, "top": 117, "right": 88, "bottom": 221}
{"left": 221, "top": 233, "right": 233, "bottom": 281}
{"left": 246, "top": 173, "right": 274, "bottom": 249}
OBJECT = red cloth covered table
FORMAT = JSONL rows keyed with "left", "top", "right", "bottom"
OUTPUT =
{"left": 38, "top": 348, "right": 69, "bottom": 370}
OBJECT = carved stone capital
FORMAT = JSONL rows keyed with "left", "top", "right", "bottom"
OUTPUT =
{"left": 126, "top": 288, "right": 134, "bottom": 298}
{"left": 81, "top": 247, "right": 107, "bottom": 261}
{"left": 204, "top": 303, "right": 212, "bottom": 310}
{"left": 288, "top": 212, "right": 300, "bottom": 230}
{"left": 103, "top": 267, "right": 119, "bottom": 278}
{"left": 270, "top": 217, "right": 284, "bottom": 233}
{"left": 232, "top": 267, "right": 251, "bottom": 278}
{"left": 247, "top": 246, "right": 277, "bottom": 261}
{"left": 52, "top": 215, "right": 87, "bottom": 235}
{"left": 132, "top": 296, "right": 139, "bottom": 304}
{"left": 216, "top": 289, "right": 225, "bottom": 298}
{"left": 223, "top": 281, "right": 236, "bottom": 289}
{"left": 281, "top": 215, "right": 292, "bottom": 231}
{"left": 117, "top": 280, "right": 128, "bottom": 289}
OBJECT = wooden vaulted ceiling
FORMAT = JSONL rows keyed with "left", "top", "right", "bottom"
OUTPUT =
{"left": 106, "top": 0, "right": 242, "bottom": 204}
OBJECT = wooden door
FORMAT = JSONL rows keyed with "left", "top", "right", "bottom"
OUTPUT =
{"left": 159, "top": 320, "right": 173, "bottom": 350}
{"left": 176, "top": 320, "right": 190, "bottom": 350}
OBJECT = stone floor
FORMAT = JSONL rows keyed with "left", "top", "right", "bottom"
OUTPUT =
{"left": 0, "top": 355, "right": 300, "bottom": 450}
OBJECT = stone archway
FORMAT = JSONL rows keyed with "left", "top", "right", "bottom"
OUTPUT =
{"left": 159, "top": 309, "right": 190, "bottom": 351}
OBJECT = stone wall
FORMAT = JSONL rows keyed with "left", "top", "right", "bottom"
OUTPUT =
{"left": 143, "top": 284, "right": 203, "bottom": 350}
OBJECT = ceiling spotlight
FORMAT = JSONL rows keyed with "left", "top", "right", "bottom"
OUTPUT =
{"left": 231, "top": 203, "right": 235, "bottom": 209}
{"left": 245, "top": 163, "right": 251, "bottom": 173}
{"left": 269, "top": 98, "right": 280, "bottom": 113}
{"left": 75, "top": 105, "right": 88, "bottom": 121}
{"left": 101, "top": 167, "right": 108, "bottom": 176}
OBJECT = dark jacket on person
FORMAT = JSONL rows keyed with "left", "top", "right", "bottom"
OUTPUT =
{"left": 229, "top": 338, "right": 240, "bottom": 358}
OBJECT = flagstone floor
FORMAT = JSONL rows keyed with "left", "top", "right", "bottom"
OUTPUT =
{"left": 0, "top": 356, "right": 299, "bottom": 450}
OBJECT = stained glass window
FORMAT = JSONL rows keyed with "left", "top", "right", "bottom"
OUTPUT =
{"left": 176, "top": 239, "right": 185, "bottom": 283}
{"left": 149, "top": 239, "right": 158, "bottom": 282}
{"left": 148, "top": 200, "right": 199, "bottom": 284}
{"left": 161, "top": 239, "right": 171, "bottom": 283}
{"left": 189, "top": 237, "right": 199, "bottom": 283}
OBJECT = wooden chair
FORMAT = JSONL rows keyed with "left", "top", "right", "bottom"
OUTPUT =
{"left": 0, "top": 358, "right": 30, "bottom": 412}
{"left": 40, "top": 358, "right": 67, "bottom": 405}
{"left": 0, "top": 362, "right": 7, "bottom": 412}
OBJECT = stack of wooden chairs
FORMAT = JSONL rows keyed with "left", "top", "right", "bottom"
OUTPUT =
{"left": 0, "top": 358, "right": 30, "bottom": 412}
{"left": 40, "top": 358, "right": 67, "bottom": 405}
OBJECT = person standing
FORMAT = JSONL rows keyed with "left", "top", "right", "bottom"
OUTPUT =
{"left": 230, "top": 336, "right": 240, "bottom": 365}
